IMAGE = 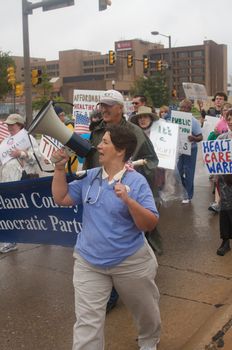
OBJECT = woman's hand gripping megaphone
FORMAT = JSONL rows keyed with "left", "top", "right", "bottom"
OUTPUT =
{"left": 51, "top": 148, "right": 70, "bottom": 169}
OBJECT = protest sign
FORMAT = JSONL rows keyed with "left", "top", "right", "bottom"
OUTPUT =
{"left": 202, "top": 139, "right": 232, "bottom": 174}
{"left": 0, "top": 176, "right": 82, "bottom": 246}
{"left": 171, "top": 111, "right": 192, "bottom": 155}
{"left": 73, "top": 89, "right": 105, "bottom": 135}
{"left": 201, "top": 115, "right": 219, "bottom": 140}
{"left": 182, "top": 82, "right": 208, "bottom": 101}
{"left": 150, "top": 120, "right": 179, "bottom": 169}
{"left": 0, "top": 129, "right": 31, "bottom": 165}
{"left": 39, "top": 135, "right": 62, "bottom": 163}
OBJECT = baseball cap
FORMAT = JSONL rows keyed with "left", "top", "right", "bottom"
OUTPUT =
{"left": 99, "top": 90, "right": 124, "bottom": 106}
{"left": 54, "top": 106, "right": 64, "bottom": 116}
{"left": 4, "top": 114, "right": 25, "bottom": 125}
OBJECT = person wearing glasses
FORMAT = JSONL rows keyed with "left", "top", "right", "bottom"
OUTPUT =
{"left": 52, "top": 124, "right": 161, "bottom": 350}
{"left": 129, "top": 95, "right": 147, "bottom": 124}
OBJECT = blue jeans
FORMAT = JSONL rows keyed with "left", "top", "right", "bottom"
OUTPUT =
{"left": 177, "top": 146, "right": 198, "bottom": 200}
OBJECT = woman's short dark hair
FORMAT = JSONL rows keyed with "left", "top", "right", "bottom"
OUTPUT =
{"left": 105, "top": 125, "right": 137, "bottom": 162}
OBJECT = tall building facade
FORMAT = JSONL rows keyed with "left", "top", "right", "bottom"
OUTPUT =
{"left": 149, "top": 40, "right": 227, "bottom": 98}
{"left": 11, "top": 39, "right": 227, "bottom": 104}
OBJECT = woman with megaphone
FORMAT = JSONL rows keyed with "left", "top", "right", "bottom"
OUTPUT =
{"left": 51, "top": 124, "right": 161, "bottom": 350}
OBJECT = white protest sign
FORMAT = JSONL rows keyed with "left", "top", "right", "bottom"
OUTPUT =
{"left": 73, "top": 89, "right": 105, "bottom": 134}
{"left": 201, "top": 115, "right": 219, "bottom": 140}
{"left": 0, "top": 129, "right": 31, "bottom": 165}
{"left": 124, "top": 100, "right": 134, "bottom": 120}
{"left": 150, "top": 120, "right": 179, "bottom": 170}
{"left": 171, "top": 111, "right": 192, "bottom": 155}
{"left": 202, "top": 139, "right": 232, "bottom": 174}
{"left": 39, "top": 135, "right": 63, "bottom": 163}
{"left": 182, "top": 82, "right": 208, "bottom": 101}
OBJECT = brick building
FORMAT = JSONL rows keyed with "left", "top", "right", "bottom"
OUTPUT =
{"left": 12, "top": 38, "right": 227, "bottom": 104}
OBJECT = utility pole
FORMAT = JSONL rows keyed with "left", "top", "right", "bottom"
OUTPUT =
{"left": 22, "top": 0, "right": 75, "bottom": 127}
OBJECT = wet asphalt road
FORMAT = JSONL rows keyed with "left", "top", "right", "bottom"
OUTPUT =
{"left": 0, "top": 153, "right": 232, "bottom": 350}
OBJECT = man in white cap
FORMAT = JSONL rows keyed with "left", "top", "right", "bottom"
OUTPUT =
{"left": 84, "top": 90, "right": 159, "bottom": 314}
{"left": 85, "top": 90, "right": 158, "bottom": 185}
{"left": 0, "top": 113, "right": 40, "bottom": 253}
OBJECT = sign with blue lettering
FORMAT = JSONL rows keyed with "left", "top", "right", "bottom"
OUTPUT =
{"left": 202, "top": 139, "right": 232, "bottom": 174}
{"left": 171, "top": 111, "right": 192, "bottom": 155}
{"left": 0, "top": 176, "right": 82, "bottom": 246}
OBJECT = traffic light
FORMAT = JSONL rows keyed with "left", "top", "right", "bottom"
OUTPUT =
{"left": 108, "top": 50, "right": 116, "bottom": 65}
{"left": 143, "top": 56, "right": 149, "bottom": 73}
{"left": 7, "top": 66, "right": 16, "bottom": 86}
{"left": 31, "top": 69, "right": 42, "bottom": 86}
{"left": 156, "top": 60, "right": 162, "bottom": 71}
{"left": 99, "top": 0, "right": 112, "bottom": 11}
{"left": 127, "top": 54, "right": 133, "bottom": 68}
{"left": 15, "top": 83, "right": 24, "bottom": 97}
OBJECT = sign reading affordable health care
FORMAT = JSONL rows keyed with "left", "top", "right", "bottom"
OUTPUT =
{"left": 73, "top": 89, "right": 105, "bottom": 134}
{"left": 171, "top": 110, "right": 192, "bottom": 155}
{"left": 202, "top": 139, "right": 232, "bottom": 174}
{"left": 150, "top": 120, "right": 179, "bottom": 170}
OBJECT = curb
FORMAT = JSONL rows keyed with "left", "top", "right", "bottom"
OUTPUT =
{"left": 179, "top": 293, "right": 232, "bottom": 350}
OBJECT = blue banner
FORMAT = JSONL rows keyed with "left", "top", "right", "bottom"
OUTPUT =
{"left": 0, "top": 176, "right": 82, "bottom": 246}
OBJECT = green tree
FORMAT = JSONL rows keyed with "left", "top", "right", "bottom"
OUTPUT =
{"left": 0, "top": 51, "right": 15, "bottom": 99}
{"left": 130, "top": 72, "right": 169, "bottom": 107}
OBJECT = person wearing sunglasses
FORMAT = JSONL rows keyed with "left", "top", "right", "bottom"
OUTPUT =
{"left": 52, "top": 124, "right": 161, "bottom": 350}
{"left": 129, "top": 95, "right": 147, "bottom": 124}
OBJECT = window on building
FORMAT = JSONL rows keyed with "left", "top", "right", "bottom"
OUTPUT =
{"left": 177, "top": 60, "right": 189, "bottom": 67}
{"left": 178, "top": 76, "right": 189, "bottom": 83}
{"left": 179, "top": 69, "right": 189, "bottom": 76}
{"left": 191, "top": 67, "right": 204, "bottom": 75}
{"left": 177, "top": 51, "right": 189, "bottom": 58}
{"left": 83, "top": 68, "right": 94, "bottom": 73}
{"left": 83, "top": 61, "right": 94, "bottom": 67}
{"left": 94, "top": 59, "right": 104, "bottom": 65}
{"left": 191, "top": 50, "right": 204, "bottom": 58}
{"left": 95, "top": 67, "right": 105, "bottom": 72}
{"left": 191, "top": 59, "right": 204, "bottom": 66}
{"left": 192, "top": 76, "right": 204, "bottom": 83}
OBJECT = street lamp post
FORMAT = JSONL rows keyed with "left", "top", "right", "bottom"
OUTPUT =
{"left": 151, "top": 31, "right": 173, "bottom": 102}
{"left": 22, "top": 0, "right": 75, "bottom": 126}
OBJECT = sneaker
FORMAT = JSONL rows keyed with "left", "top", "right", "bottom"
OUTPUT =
{"left": 217, "top": 240, "right": 231, "bottom": 256}
{"left": 182, "top": 199, "right": 190, "bottom": 204}
{"left": 0, "top": 243, "right": 18, "bottom": 254}
{"left": 208, "top": 202, "right": 220, "bottom": 213}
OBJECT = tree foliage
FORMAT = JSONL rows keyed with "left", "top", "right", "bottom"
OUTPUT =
{"left": 130, "top": 72, "right": 169, "bottom": 107}
{"left": 0, "top": 51, "right": 15, "bottom": 99}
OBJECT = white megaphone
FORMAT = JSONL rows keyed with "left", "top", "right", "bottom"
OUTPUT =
{"left": 27, "top": 101, "right": 93, "bottom": 159}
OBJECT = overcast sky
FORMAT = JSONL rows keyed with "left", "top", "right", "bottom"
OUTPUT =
{"left": 1, "top": 0, "right": 232, "bottom": 82}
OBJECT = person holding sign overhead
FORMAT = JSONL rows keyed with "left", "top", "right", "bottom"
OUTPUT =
{"left": 177, "top": 99, "right": 203, "bottom": 204}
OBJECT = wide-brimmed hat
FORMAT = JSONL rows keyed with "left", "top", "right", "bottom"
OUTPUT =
{"left": 99, "top": 90, "right": 124, "bottom": 106}
{"left": 136, "top": 106, "right": 159, "bottom": 121}
{"left": 4, "top": 114, "right": 25, "bottom": 125}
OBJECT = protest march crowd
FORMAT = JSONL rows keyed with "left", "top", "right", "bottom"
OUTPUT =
{"left": 0, "top": 88, "right": 231, "bottom": 350}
